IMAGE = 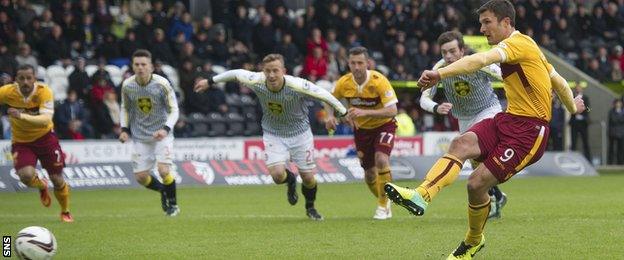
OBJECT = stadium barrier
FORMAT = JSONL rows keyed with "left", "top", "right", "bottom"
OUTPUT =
{"left": 0, "top": 134, "right": 596, "bottom": 192}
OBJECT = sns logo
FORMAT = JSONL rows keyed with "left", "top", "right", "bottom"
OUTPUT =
{"left": 2, "top": 236, "right": 10, "bottom": 257}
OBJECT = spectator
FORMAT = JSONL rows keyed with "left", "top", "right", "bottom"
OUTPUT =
{"left": 209, "top": 31, "right": 229, "bottom": 66}
{"left": 110, "top": 3, "right": 134, "bottom": 40}
{"left": 396, "top": 107, "right": 416, "bottom": 136}
{"left": 569, "top": 86, "right": 592, "bottom": 161}
{"left": 586, "top": 58, "right": 609, "bottom": 82}
{"left": 90, "top": 75, "right": 114, "bottom": 105}
{"left": 549, "top": 96, "right": 565, "bottom": 151}
{"left": 68, "top": 57, "right": 91, "bottom": 101}
{"left": 15, "top": 0, "right": 37, "bottom": 30}
{"left": 607, "top": 99, "right": 624, "bottom": 164}
{"left": 252, "top": 14, "right": 276, "bottom": 58}
{"left": 302, "top": 47, "right": 328, "bottom": 80}
{"left": 135, "top": 13, "right": 156, "bottom": 46}
{"left": 275, "top": 33, "right": 301, "bottom": 73}
{"left": 0, "top": 10, "right": 16, "bottom": 44}
{"left": 15, "top": 43, "right": 37, "bottom": 68}
{"left": 60, "top": 12, "right": 81, "bottom": 43}
{"left": 232, "top": 6, "right": 253, "bottom": 44}
{"left": 0, "top": 43, "right": 17, "bottom": 76}
{"left": 128, "top": 0, "right": 151, "bottom": 20}
{"left": 197, "top": 16, "right": 221, "bottom": 43}
{"left": 272, "top": 5, "right": 290, "bottom": 33}
{"left": 306, "top": 28, "right": 328, "bottom": 58}
{"left": 91, "top": 90, "right": 120, "bottom": 139}
{"left": 149, "top": 0, "right": 169, "bottom": 30}
{"left": 229, "top": 40, "right": 252, "bottom": 69}
{"left": 96, "top": 33, "right": 121, "bottom": 61}
{"left": 168, "top": 12, "right": 193, "bottom": 41}
{"left": 54, "top": 89, "right": 94, "bottom": 139}
{"left": 119, "top": 30, "right": 143, "bottom": 59}
{"left": 93, "top": 0, "right": 113, "bottom": 31}
{"left": 42, "top": 25, "right": 71, "bottom": 66}
{"left": 290, "top": 16, "right": 308, "bottom": 55}
{"left": 150, "top": 28, "right": 175, "bottom": 65}
{"left": 79, "top": 14, "right": 100, "bottom": 56}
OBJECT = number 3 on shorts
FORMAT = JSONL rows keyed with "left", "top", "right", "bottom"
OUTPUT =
{"left": 499, "top": 148, "right": 515, "bottom": 162}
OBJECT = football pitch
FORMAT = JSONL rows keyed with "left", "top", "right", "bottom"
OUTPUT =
{"left": 1, "top": 173, "right": 623, "bottom": 259}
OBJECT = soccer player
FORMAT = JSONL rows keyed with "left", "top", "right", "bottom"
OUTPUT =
{"left": 325, "top": 47, "right": 398, "bottom": 220}
{"left": 384, "top": 0, "right": 585, "bottom": 258}
{"left": 194, "top": 54, "right": 347, "bottom": 221}
{"left": 119, "top": 49, "right": 180, "bottom": 216}
{"left": 0, "top": 65, "right": 73, "bottom": 222}
{"left": 420, "top": 31, "right": 507, "bottom": 219}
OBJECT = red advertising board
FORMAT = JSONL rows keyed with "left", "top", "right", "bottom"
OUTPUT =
{"left": 244, "top": 136, "right": 422, "bottom": 159}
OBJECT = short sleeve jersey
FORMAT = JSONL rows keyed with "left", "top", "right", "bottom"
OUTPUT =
{"left": 496, "top": 31, "right": 554, "bottom": 122}
{"left": 333, "top": 70, "right": 398, "bottom": 129}
{"left": 0, "top": 82, "right": 54, "bottom": 142}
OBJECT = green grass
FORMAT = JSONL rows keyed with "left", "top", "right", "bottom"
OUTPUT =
{"left": 2, "top": 174, "right": 623, "bottom": 259}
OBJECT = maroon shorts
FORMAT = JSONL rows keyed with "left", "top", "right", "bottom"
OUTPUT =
{"left": 354, "top": 120, "right": 397, "bottom": 170}
{"left": 470, "top": 113, "right": 549, "bottom": 183}
{"left": 12, "top": 131, "right": 65, "bottom": 175}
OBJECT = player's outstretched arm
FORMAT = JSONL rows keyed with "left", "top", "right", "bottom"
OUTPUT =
{"left": 287, "top": 76, "right": 347, "bottom": 117}
{"left": 438, "top": 48, "right": 503, "bottom": 80}
{"left": 194, "top": 69, "right": 260, "bottom": 93}
{"left": 8, "top": 108, "right": 53, "bottom": 126}
{"left": 550, "top": 69, "right": 585, "bottom": 114}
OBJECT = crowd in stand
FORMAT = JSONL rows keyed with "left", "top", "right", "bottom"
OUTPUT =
{"left": 0, "top": 0, "right": 622, "bottom": 162}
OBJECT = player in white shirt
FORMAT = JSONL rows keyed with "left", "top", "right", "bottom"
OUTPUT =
{"left": 194, "top": 54, "right": 347, "bottom": 220}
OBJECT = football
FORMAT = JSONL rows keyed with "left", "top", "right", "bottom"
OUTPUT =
{"left": 14, "top": 226, "right": 57, "bottom": 260}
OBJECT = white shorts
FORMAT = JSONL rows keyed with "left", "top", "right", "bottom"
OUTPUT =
{"left": 458, "top": 105, "right": 502, "bottom": 133}
{"left": 131, "top": 136, "right": 174, "bottom": 173}
{"left": 263, "top": 130, "right": 315, "bottom": 171}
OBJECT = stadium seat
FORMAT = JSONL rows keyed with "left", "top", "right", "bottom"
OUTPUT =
{"left": 377, "top": 64, "right": 390, "bottom": 76}
{"left": 46, "top": 65, "right": 66, "bottom": 78}
{"left": 105, "top": 65, "right": 123, "bottom": 86}
{"left": 225, "top": 112, "right": 245, "bottom": 136}
{"left": 244, "top": 121, "right": 261, "bottom": 136}
{"left": 212, "top": 65, "right": 226, "bottom": 74}
{"left": 293, "top": 65, "right": 303, "bottom": 77}
{"left": 206, "top": 112, "right": 227, "bottom": 137}
{"left": 161, "top": 64, "right": 180, "bottom": 91}
{"left": 36, "top": 65, "right": 48, "bottom": 82}
{"left": 49, "top": 77, "right": 69, "bottom": 101}
{"left": 85, "top": 65, "right": 98, "bottom": 77}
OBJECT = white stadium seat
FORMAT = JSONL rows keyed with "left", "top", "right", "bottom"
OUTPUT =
{"left": 85, "top": 65, "right": 98, "bottom": 77}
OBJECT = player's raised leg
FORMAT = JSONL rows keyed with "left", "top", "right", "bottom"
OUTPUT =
{"left": 12, "top": 144, "right": 51, "bottom": 207}
{"left": 386, "top": 131, "right": 482, "bottom": 216}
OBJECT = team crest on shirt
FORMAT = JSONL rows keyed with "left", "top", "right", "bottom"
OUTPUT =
{"left": 138, "top": 97, "right": 152, "bottom": 114}
{"left": 267, "top": 102, "right": 283, "bottom": 115}
{"left": 453, "top": 81, "right": 471, "bottom": 97}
